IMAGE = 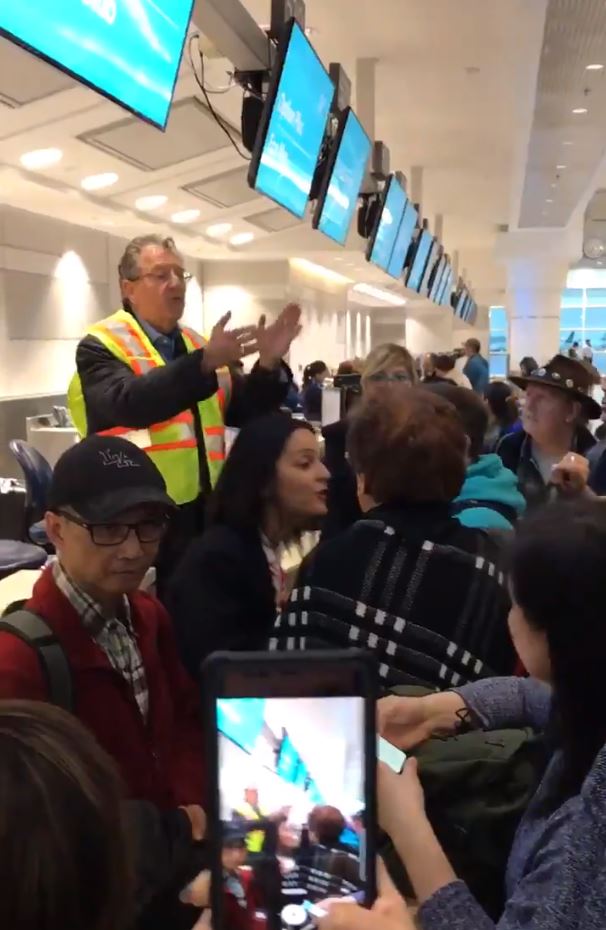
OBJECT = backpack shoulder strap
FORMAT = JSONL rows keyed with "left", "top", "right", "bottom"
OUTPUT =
{"left": 0, "top": 610, "right": 74, "bottom": 711}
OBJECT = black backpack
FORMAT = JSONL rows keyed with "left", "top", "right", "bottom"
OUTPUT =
{"left": 0, "top": 607, "right": 73, "bottom": 711}
{"left": 381, "top": 686, "right": 546, "bottom": 919}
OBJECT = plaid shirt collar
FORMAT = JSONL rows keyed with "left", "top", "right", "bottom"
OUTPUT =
{"left": 52, "top": 560, "right": 132, "bottom": 636}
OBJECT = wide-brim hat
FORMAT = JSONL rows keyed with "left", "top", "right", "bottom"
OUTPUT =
{"left": 510, "top": 354, "right": 602, "bottom": 420}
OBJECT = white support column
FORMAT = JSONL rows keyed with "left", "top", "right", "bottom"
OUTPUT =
{"left": 405, "top": 300, "right": 453, "bottom": 355}
{"left": 495, "top": 229, "right": 577, "bottom": 368}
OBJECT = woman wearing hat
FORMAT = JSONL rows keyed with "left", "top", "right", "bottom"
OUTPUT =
{"left": 497, "top": 355, "right": 600, "bottom": 510}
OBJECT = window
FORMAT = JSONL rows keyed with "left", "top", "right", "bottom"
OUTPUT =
{"left": 559, "top": 280, "right": 606, "bottom": 371}
{"left": 489, "top": 306, "right": 508, "bottom": 377}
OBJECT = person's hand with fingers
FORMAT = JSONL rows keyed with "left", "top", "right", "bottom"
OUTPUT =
{"left": 377, "top": 695, "right": 433, "bottom": 749}
{"left": 377, "top": 690, "right": 470, "bottom": 750}
{"left": 316, "top": 858, "right": 415, "bottom": 930}
{"left": 257, "top": 302, "right": 303, "bottom": 369}
{"left": 201, "top": 312, "right": 259, "bottom": 373}
{"left": 552, "top": 452, "right": 593, "bottom": 497}
{"left": 379, "top": 759, "right": 425, "bottom": 836}
{"left": 179, "top": 804, "right": 207, "bottom": 841}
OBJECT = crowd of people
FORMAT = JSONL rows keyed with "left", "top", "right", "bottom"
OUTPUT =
{"left": 3, "top": 232, "right": 606, "bottom": 930}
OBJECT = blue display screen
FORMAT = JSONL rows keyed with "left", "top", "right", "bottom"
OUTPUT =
{"left": 428, "top": 257, "right": 447, "bottom": 301}
{"left": 0, "top": 1, "right": 194, "bottom": 129}
{"left": 217, "top": 698, "right": 266, "bottom": 754}
{"left": 317, "top": 109, "right": 372, "bottom": 245}
{"left": 387, "top": 200, "right": 418, "bottom": 279}
{"left": 419, "top": 241, "right": 440, "bottom": 296}
{"left": 276, "top": 734, "right": 300, "bottom": 783}
{"left": 406, "top": 230, "right": 433, "bottom": 292}
{"left": 440, "top": 269, "right": 454, "bottom": 306}
{"left": 455, "top": 290, "right": 468, "bottom": 316}
{"left": 436, "top": 266, "right": 452, "bottom": 305}
{"left": 251, "top": 21, "right": 334, "bottom": 218}
{"left": 369, "top": 177, "right": 407, "bottom": 272}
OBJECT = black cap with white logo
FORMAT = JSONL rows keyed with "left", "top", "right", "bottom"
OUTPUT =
{"left": 48, "top": 435, "right": 176, "bottom": 522}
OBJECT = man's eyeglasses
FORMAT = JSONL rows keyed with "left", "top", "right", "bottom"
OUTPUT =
{"left": 134, "top": 269, "right": 193, "bottom": 286}
{"left": 57, "top": 511, "right": 170, "bottom": 547}
{"left": 367, "top": 372, "right": 411, "bottom": 383}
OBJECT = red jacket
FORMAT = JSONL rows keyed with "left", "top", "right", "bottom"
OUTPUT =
{"left": 0, "top": 567, "right": 205, "bottom": 809}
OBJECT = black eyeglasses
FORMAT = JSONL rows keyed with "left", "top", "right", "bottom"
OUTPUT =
{"left": 133, "top": 269, "right": 193, "bottom": 286}
{"left": 57, "top": 511, "right": 170, "bottom": 547}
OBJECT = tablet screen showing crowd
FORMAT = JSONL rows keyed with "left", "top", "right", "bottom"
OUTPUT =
{"left": 217, "top": 695, "right": 366, "bottom": 930}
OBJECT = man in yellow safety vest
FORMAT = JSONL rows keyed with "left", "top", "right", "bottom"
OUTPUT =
{"left": 68, "top": 233, "right": 301, "bottom": 587}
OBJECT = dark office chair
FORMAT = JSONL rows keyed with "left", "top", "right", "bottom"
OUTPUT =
{"left": 8, "top": 440, "right": 53, "bottom": 547}
{"left": 0, "top": 540, "right": 47, "bottom": 582}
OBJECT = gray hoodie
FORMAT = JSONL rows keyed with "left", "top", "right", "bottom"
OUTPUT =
{"left": 419, "top": 677, "right": 606, "bottom": 930}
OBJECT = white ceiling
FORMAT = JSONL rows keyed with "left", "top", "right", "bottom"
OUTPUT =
{"left": 0, "top": 0, "right": 600, "bottom": 307}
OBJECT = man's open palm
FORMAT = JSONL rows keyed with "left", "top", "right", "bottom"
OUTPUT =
{"left": 257, "top": 302, "right": 303, "bottom": 367}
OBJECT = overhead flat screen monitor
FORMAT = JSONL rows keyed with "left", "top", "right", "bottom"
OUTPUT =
{"left": 249, "top": 19, "right": 334, "bottom": 219}
{"left": 0, "top": 1, "right": 194, "bottom": 129}
{"left": 387, "top": 200, "right": 418, "bottom": 279}
{"left": 314, "top": 108, "right": 372, "bottom": 245}
{"left": 437, "top": 266, "right": 453, "bottom": 305}
{"left": 418, "top": 241, "right": 441, "bottom": 296}
{"left": 454, "top": 289, "right": 468, "bottom": 317}
{"left": 367, "top": 175, "right": 407, "bottom": 272}
{"left": 406, "top": 230, "right": 433, "bottom": 292}
{"left": 428, "top": 256, "right": 447, "bottom": 302}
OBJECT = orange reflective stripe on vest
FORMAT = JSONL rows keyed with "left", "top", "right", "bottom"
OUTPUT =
{"left": 69, "top": 309, "right": 231, "bottom": 501}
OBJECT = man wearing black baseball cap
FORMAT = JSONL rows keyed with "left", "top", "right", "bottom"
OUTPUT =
{"left": 0, "top": 435, "right": 207, "bottom": 822}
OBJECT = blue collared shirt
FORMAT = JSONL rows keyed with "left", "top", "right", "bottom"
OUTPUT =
{"left": 135, "top": 314, "right": 178, "bottom": 362}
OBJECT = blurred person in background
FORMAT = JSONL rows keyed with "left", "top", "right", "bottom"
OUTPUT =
{"left": 426, "top": 383, "right": 526, "bottom": 531}
{"left": 372, "top": 499, "right": 606, "bottom": 930}
{"left": 0, "top": 699, "right": 133, "bottom": 930}
{"left": 484, "top": 381, "right": 523, "bottom": 451}
{"left": 462, "top": 338, "right": 490, "bottom": 396}
{"left": 302, "top": 360, "right": 330, "bottom": 421}
{"left": 69, "top": 234, "right": 301, "bottom": 591}
{"left": 519, "top": 356, "right": 539, "bottom": 378}
{"left": 435, "top": 353, "right": 472, "bottom": 389}
{"left": 167, "top": 414, "right": 328, "bottom": 677}
{"left": 422, "top": 353, "right": 456, "bottom": 385}
{"left": 271, "top": 391, "right": 515, "bottom": 690}
{"left": 498, "top": 355, "right": 598, "bottom": 510}
{"left": 322, "top": 344, "right": 417, "bottom": 540}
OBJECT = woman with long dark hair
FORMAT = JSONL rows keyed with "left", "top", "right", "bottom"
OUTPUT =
{"left": 167, "top": 414, "right": 328, "bottom": 676}
{"left": 320, "top": 499, "right": 606, "bottom": 930}
{"left": 485, "top": 381, "right": 522, "bottom": 450}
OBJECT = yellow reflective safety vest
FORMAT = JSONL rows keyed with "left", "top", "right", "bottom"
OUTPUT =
{"left": 68, "top": 309, "right": 232, "bottom": 504}
{"left": 233, "top": 801, "right": 266, "bottom": 854}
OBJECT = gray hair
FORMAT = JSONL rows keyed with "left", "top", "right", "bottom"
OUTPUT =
{"left": 118, "top": 235, "right": 181, "bottom": 281}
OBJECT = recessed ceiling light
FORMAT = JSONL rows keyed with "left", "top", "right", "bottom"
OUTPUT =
{"left": 572, "top": 107, "right": 588, "bottom": 114}
{"left": 586, "top": 64, "right": 604, "bottom": 71}
{"left": 206, "top": 222, "right": 233, "bottom": 239}
{"left": 81, "top": 171, "right": 119, "bottom": 191}
{"left": 551, "top": 182, "right": 557, "bottom": 188}
{"left": 171, "top": 208, "right": 201, "bottom": 224}
{"left": 230, "top": 232, "right": 255, "bottom": 246}
{"left": 556, "top": 164, "right": 567, "bottom": 170}
{"left": 20, "top": 147, "right": 63, "bottom": 170}
{"left": 135, "top": 194, "right": 167, "bottom": 211}
{"left": 562, "top": 140, "right": 574, "bottom": 146}
{"left": 546, "top": 198, "right": 554, "bottom": 203}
